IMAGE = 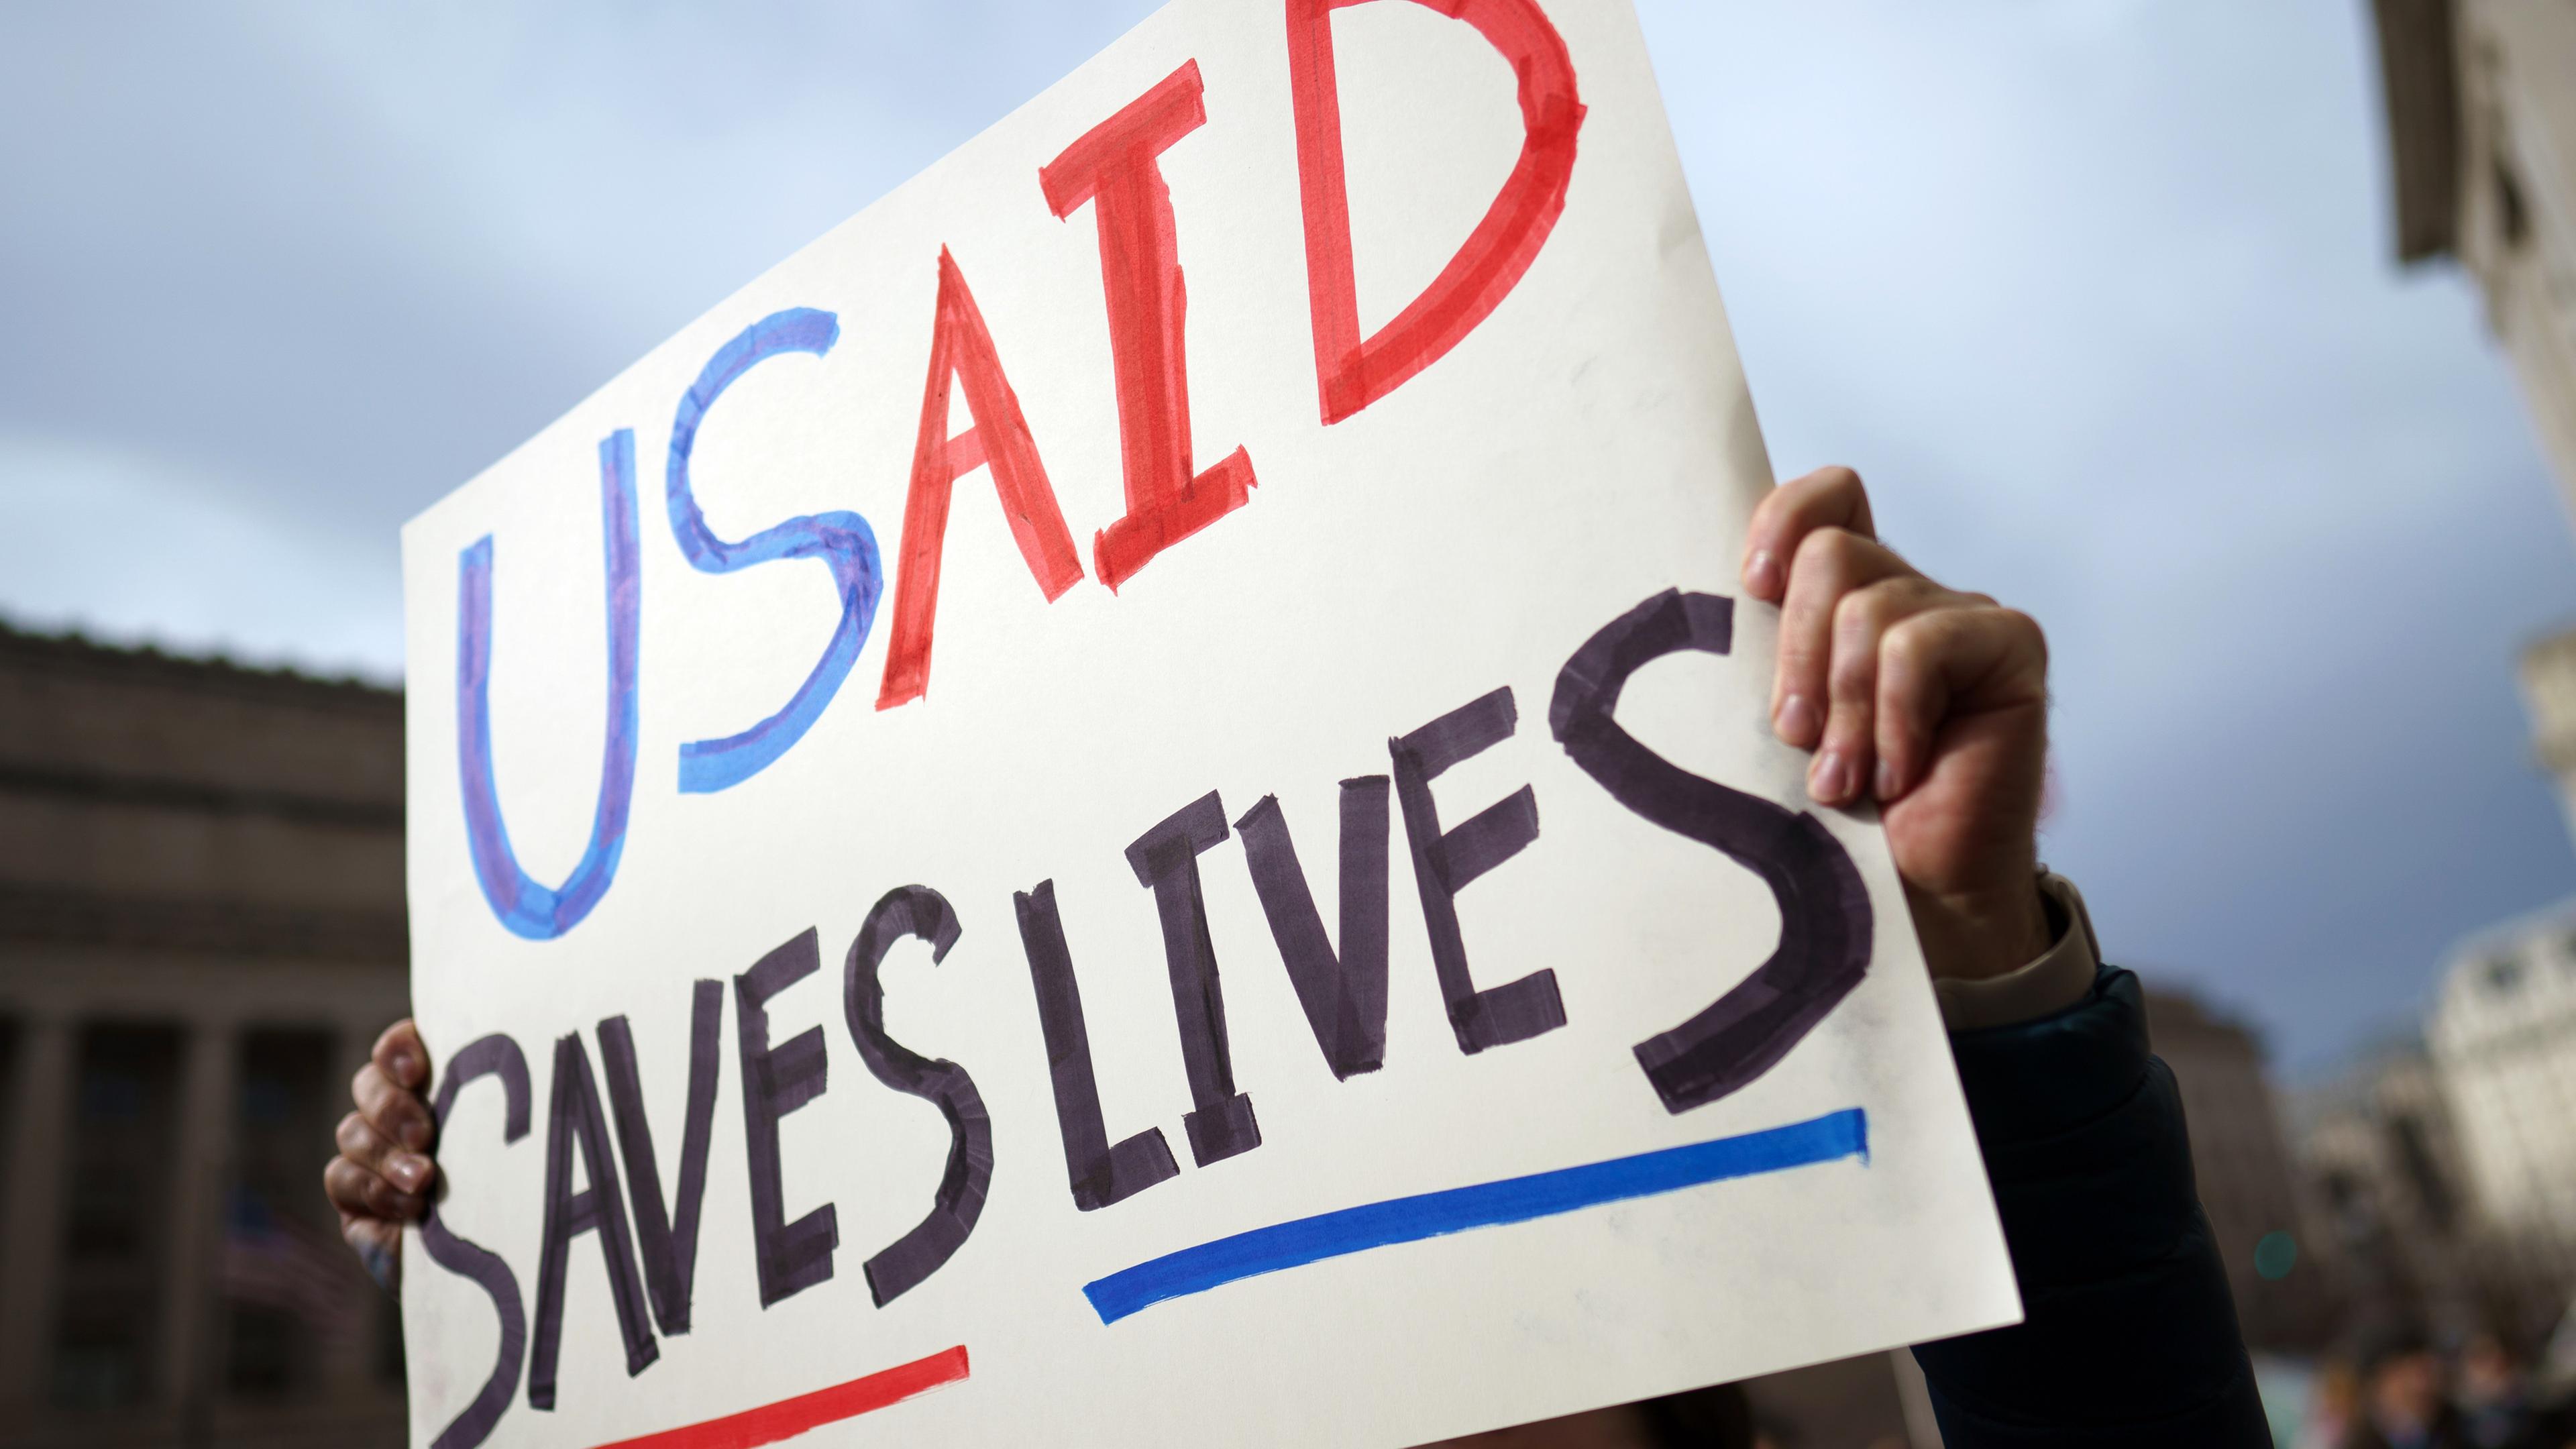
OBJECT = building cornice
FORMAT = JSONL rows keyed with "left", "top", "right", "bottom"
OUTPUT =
{"left": 2371, "top": 0, "right": 2466, "bottom": 262}
{"left": 0, "top": 619, "right": 400, "bottom": 716}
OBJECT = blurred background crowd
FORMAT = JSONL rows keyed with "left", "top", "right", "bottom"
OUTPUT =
{"left": 5, "top": 2, "right": 2576, "bottom": 1446}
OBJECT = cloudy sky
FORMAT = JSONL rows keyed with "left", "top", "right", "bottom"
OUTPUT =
{"left": 3, "top": 0, "right": 2569, "bottom": 1071}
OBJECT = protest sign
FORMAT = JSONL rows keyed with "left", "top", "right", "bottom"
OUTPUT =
{"left": 398, "top": 1, "right": 2021, "bottom": 1444}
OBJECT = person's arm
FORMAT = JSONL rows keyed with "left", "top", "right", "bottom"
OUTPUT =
{"left": 1919, "top": 953, "right": 2270, "bottom": 1445}
{"left": 1743, "top": 468, "right": 2267, "bottom": 1447}
{"left": 323, "top": 1018, "right": 437, "bottom": 1291}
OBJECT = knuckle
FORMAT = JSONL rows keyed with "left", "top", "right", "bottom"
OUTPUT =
{"left": 1760, "top": 469, "right": 1870, "bottom": 561}
{"left": 1793, "top": 525, "right": 1866, "bottom": 584}
{"left": 362, "top": 1099, "right": 411, "bottom": 1144}
{"left": 1835, "top": 578, "right": 1909, "bottom": 633}
{"left": 1815, "top": 466, "right": 1870, "bottom": 535}
{"left": 1826, "top": 633, "right": 1879, "bottom": 700}
{"left": 1832, "top": 578, "right": 1928, "bottom": 655}
{"left": 1880, "top": 613, "right": 1935, "bottom": 669}
{"left": 378, "top": 1083, "right": 415, "bottom": 1118}
{"left": 335, "top": 1112, "right": 371, "bottom": 1155}
{"left": 1828, "top": 593, "right": 1875, "bottom": 653}
{"left": 1827, "top": 669, "right": 1874, "bottom": 709}
{"left": 325, "top": 1159, "right": 366, "bottom": 1208}
{"left": 1811, "top": 524, "right": 1863, "bottom": 565}
{"left": 1996, "top": 606, "right": 2048, "bottom": 663}
{"left": 1880, "top": 616, "right": 1955, "bottom": 696}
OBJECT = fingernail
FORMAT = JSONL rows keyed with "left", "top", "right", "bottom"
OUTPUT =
{"left": 401, "top": 1120, "right": 431, "bottom": 1150}
{"left": 1775, "top": 694, "right": 1819, "bottom": 747}
{"left": 1810, "top": 749, "right": 1855, "bottom": 803}
{"left": 1874, "top": 758, "right": 1902, "bottom": 800}
{"left": 358, "top": 1238, "right": 398, "bottom": 1294}
{"left": 1744, "top": 548, "right": 1782, "bottom": 598}
{"left": 389, "top": 1154, "right": 427, "bottom": 1192}
{"left": 390, "top": 1052, "right": 417, "bottom": 1084}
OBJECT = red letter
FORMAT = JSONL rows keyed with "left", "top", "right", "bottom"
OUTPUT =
{"left": 1040, "top": 60, "right": 1256, "bottom": 593}
{"left": 877, "top": 248, "right": 1085, "bottom": 711}
{"left": 1286, "top": 0, "right": 1585, "bottom": 424}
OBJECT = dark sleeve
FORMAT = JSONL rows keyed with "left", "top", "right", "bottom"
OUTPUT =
{"left": 1909, "top": 966, "right": 2271, "bottom": 1448}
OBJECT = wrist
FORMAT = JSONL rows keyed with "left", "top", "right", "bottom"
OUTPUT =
{"left": 1909, "top": 875, "right": 2055, "bottom": 983}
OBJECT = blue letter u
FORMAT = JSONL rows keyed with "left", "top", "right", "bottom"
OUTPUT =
{"left": 456, "top": 429, "right": 642, "bottom": 940}
{"left": 667, "top": 307, "right": 883, "bottom": 794}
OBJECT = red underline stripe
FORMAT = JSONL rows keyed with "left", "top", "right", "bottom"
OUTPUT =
{"left": 586, "top": 1344, "right": 971, "bottom": 1449}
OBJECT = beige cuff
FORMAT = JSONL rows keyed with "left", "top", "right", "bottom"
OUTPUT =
{"left": 1931, "top": 871, "right": 2102, "bottom": 1032}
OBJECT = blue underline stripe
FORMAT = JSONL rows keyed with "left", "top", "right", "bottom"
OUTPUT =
{"left": 1081, "top": 1106, "right": 1870, "bottom": 1324}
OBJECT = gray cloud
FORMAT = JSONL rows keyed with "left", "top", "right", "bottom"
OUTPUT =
{"left": 0, "top": 1, "right": 1159, "bottom": 663}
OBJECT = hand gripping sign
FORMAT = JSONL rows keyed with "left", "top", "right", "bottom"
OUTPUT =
{"left": 398, "top": 2, "right": 2019, "bottom": 1446}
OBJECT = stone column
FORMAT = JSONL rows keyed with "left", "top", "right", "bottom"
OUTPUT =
{"left": 2518, "top": 628, "right": 2576, "bottom": 855}
{"left": 0, "top": 1014, "right": 76, "bottom": 1418}
{"left": 159, "top": 1018, "right": 236, "bottom": 1424}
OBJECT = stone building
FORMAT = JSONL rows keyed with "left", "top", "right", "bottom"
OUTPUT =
{"left": 2376, "top": 0, "right": 2576, "bottom": 869}
{"left": 2429, "top": 898, "right": 2576, "bottom": 1287}
{"left": 2373, "top": 0, "right": 2576, "bottom": 508}
{"left": 2140, "top": 986, "right": 2334, "bottom": 1350}
{"left": 0, "top": 622, "right": 407, "bottom": 1448}
{"left": 2286, "top": 1038, "right": 2565, "bottom": 1342}
{"left": 2291, "top": 1042, "right": 2476, "bottom": 1334}
{"left": 2527, "top": 631, "right": 2576, "bottom": 856}
{"left": 2371, "top": 0, "right": 2576, "bottom": 1343}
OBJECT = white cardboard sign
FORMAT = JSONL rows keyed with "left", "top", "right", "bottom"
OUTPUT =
{"left": 397, "top": 1, "right": 2019, "bottom": 1445}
